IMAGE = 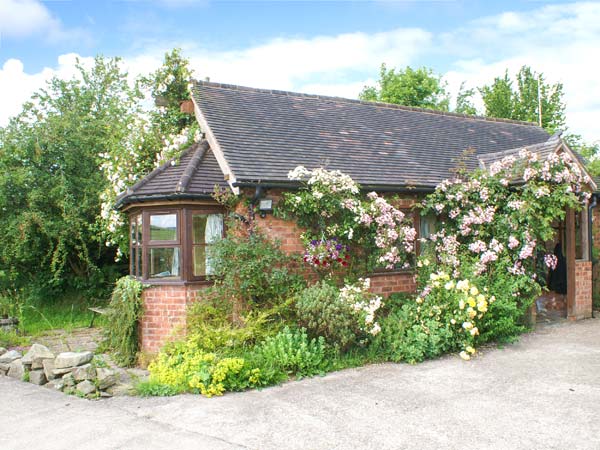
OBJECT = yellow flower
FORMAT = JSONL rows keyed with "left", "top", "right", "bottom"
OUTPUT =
{"left": 476, "top": 294, "right": 485, "bottom": 302}
{"left": 423, "top": 259, "right": 430, "bottom": 267}
{"left": 459, "top": 351, "right": 471, "bottom": 361}
{"left": 470, "top": 286, "right": 479, "bottom": 296}
{"left": 489, "top": 295, "right": 496, "bottom": 303}
{"left": 462, "top": 321, "right": 473, "bottom": 330}
{"left": 430, "top": 273, "right": 438, "bottom": 281}
{"left": 450, "top": 318, "right": 457, "bottom": 325}
{"left": 477, "top": 300, "right": 488, "bottom": 313}
{"left": 417, "top": 260, "right": 423, "bottom": 268}
{"left": 445, "top": 281, "right": 455, "bottom": 290}
{"left": 456, "top": 280, "right": 470, "bottom": 291}
{"left": 469, "top": 327, "right": 479, "bottom": 336}
{"left": 467, "top": 297, "right": 476, "bottom": 308}
{"left": 466, "top": 346, "right": 476, "bottom": 354}
{"left": 467, "top": 307, "right": 477, "bottom": 319}
{"left": 459, "top": 300, "right": 466, "bottom": 310}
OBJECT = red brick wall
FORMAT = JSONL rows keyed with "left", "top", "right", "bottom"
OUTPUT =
{"left": 592, "top": 208, "right": 600, "bottom": 306}
{"left": 572, "top": 260, "right": 592, "bottom": 319}
{"left": 140, "top": 284, "right": 208, "bottom": 354}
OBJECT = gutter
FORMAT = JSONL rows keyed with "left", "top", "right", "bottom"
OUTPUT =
{"left": 115, "top": 192, "right": 214, "bottom": 209}
{"left": 232, "top": 180, "right": 436, "bottom": 194}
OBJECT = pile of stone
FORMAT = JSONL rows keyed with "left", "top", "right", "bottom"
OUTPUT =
{"left": 0, "top": 344, "right": 118, "bottom": 398}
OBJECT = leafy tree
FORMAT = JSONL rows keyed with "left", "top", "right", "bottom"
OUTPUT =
{"left": 360, "top": 64, "right": 450, "bottom": 111}
{"left": 480, "top": 66, "right": 566, "bottom": 132}
{"left": 0, "top": 56, "right": 140, "bottom": 296}
{"left": 455, "top": 82, "right": 478, "bottom": 116}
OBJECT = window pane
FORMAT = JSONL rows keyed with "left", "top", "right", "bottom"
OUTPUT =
{"left": 150, "top": 214, "right": 177, "bottom": 241}
{"left": 193, "top": 246, "right": 206, "bottom": 277}
{"left": 136, "top": 246, "right": 142, "bottom": 277}
{"left": 130, "top": 219, "right": 136, "bottom": 245}
{"left": 149, "top": 247, "right": 180, "bottom": 278}
{"left": 137, "top": 214, "right": 143, "bottom": 244}
{"left": 193, "top": 215, "right": 207, "bottom": 244}
{"left": 131, "top": 247, "right": 136, "bottom": 276}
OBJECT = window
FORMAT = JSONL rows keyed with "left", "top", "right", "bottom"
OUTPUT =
{"left": 192, "top": 213, "right": 224, "bottom": 277}
{"left": 130, "top": 214, "right": 142, "bottom": 278}
{"left": 147, "top": 212, "right": 180, "bottom": 280}
{"left": 129, "top": 207, "right": 224, "bottom": 282}
{"left": 419, "top": 213, "right": 437, "bottom": 255}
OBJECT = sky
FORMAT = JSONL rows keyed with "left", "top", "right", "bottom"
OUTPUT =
{"left": 1, "top": 0, "right": 599, "bottom": 142}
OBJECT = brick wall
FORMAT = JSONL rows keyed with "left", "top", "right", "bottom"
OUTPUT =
{"left": 572, "top": 260, "right": 593, "bottom": 319}
{"left": 592, "top": 208, "right": 600, "bottom": 306}
{"left": 140, "top": 284, "right": 208, "bottom": 354}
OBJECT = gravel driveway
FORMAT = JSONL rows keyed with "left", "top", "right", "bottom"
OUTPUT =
{"left": 2, "top": 318, "right": 599, "bottom": 450}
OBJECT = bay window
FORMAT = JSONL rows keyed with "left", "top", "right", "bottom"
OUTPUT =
{"left": 128, "top": 207, "right": 224, "bottom": 283}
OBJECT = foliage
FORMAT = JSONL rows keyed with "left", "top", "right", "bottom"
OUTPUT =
{"left": 186, "top": 291, "right": 290, "bottom": 353}
{"left": 135, "top": 380, "right": 180, "bottom": 397}
{"left": 0, "top": 56, "right": 135, "bottom": 297}
{"left": 417, "top": 147, "right": 591, "bottom": 354}
{"left": 281, "top": 166, "right": 416, "bottom": 277}
{"left": 455, "top": 82, "right": 477, "bottom": 116}
{"left": 250, "top": 327, "right": 328, "bottom": 378}
{"left": 102, "top": 276, "right": 144, "bottom": 366}
{"left": 147, "top": 339, "right": 266, "bottom": 397}
{"left": 295, "top": 279, "right": 383, "bottom": 350}
{"left": 0, "top": 330, "right": 30, "bottom": 349}
{"left": 209, "top": 223, "right": 306, "bottom": 309}
{"left": 479, "top": 66, "right": 566, "bottom": 132}
{"left": 360, "top": 64, "right": 450, "bottom": 111}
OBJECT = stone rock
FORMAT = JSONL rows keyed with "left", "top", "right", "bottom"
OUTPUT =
{"left": 0, "top": 349, "right": 22, "bottom": 364}
{"left": 106, "top": 383, "right": 134, "bottom": 397}
{"left": 0, "top": 362, "right": 10, "bottom": 373}
{"left": 22, "top": 343, "right": 55, "bottom": 369}
{"left": 62, "top": 372, "right": 76, "bottom": 387}
{"left": 43, "top": 358, "right": 56, "bottom": 380}
{"left": 96, "top": 368, "right": 117, "bottom": 390}
{"left": 0, "top": 347, "right": 6, "bottom": 356}
{"left": 46, "top": 378, "right": 65, "bottom": 391}
{"left": 53, "top": 367, "right": 74, "bottom": 376}
{"left": 73, "top": 364, "right": 95, "bottom": 381}
{"left": 29, "top": 369, "right": 47, "bottom": 385}
{"left": 76, "top": 380, "right": 96, "bottom": 396}
{"left": 100, "top": 391, "right": 112, "bottom": 398}
{"left": 7, "top": 359, "right": 24, "bottom": 379}
{"left": 54, "top": 351, "right": 93, "bottom": 369}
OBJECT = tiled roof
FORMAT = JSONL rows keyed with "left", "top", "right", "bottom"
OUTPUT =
{"left": 191, "top": 81, "right": 551, "bottom": 189}
{"left": 115, "top": 140, "right": 228, "bottom": 208}
{"left": 478, "top": 134, "right": 562, "bottom": 167}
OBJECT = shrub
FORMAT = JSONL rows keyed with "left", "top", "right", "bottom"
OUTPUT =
{"left": 209, "top": 227, "right": 306, "bottom": 310}
{"left": 102, "top": 276, "right": 144, "bottom": 366}
{"left": 295, "top": 279, "right": 383, "bottom": 350}
{"left": 186, "top": 292, "right": 290, "bottom": 353}
{"left": 251, "top": 327, "right": 327, "bottom": 378}
{"left": 148, "top": 339, "right": 266, "bottom": 397}
{"left": 135, "top": 380, "right": 180, "bottom": 397}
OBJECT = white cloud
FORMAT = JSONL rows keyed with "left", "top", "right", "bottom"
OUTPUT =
{"left": 0, "top": 0, "right": 89, "bottom": 43}
{"left": 1, "top": 2, "right": 599, "bottom": 143}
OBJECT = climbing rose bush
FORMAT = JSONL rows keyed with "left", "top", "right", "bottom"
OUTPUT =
{"left": 283, "top": 166, "right": 416, "bottom": 276}
{"left": 417, "top": 148, "right": 592, "bottom": 356}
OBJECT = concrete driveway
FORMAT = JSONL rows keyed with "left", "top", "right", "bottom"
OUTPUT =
{"left": 2, "top": 318, "right": 600, "bottom": 450}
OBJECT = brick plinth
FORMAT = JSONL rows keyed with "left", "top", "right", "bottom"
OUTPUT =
{"left": 140, "top": 284, "right": 208, "bottom": 354}
{"left": 571, "top": 260, "right": 592, "bottom": 319}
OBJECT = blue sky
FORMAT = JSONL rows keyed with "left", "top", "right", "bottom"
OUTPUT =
{"left": 1, "top": 1, "right": 599, "bottom": 142}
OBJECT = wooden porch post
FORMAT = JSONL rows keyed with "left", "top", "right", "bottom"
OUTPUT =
{"left": 566, "top": 207, "right": 576, "bottom": 318}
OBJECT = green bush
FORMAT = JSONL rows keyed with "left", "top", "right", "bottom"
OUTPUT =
{"left": 209, "top": 227, "right": 306, "bottom": 308}
{"left": 135, "top": 380, "right": 180, "bottom": 397}
{"left": 102, "top": 276, "right": 144, "bottom": 366}
{"left": 186, "top": 292, "right": 289, "bottom": 353}
{"left": 251, "top": 327, "right": 327, "bottom": 378}
{"left": 294, "top": 281, "right": 361, "bottom": 350}
{"left": 373, "top": 306, "right": 454, "bottom": 364}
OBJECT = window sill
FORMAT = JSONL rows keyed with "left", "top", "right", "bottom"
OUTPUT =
{"left": 369, "top": 268, "right": 415, "bottom": 277}
{"left": 136, "top": 278, "right": 215, "bottom": 287}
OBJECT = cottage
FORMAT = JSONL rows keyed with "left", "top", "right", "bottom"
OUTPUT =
{"left": 116, "top": 81, "right": 598, "bottom": 353}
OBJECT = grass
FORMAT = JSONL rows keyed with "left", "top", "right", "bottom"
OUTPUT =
{"left": 18, "top": 291, "right": 108, "bottom": 336}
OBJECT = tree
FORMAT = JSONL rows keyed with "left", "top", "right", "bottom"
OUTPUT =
{"left": 564, "top": 134, "right": 600, "bottom": 176}
{"left": 479, "top": 66, "right": 566, "bottom": 132}
{"left": 359, "top": 64, "right": 450, "bottom": 111}
{"left": 0, "top": 57, "right": 141, "bottom": 296}
{"left": 455, "top": 82, "right": 478, "bottom": 116}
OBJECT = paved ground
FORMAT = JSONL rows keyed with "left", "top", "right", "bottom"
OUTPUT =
{"left": 2, "top": 319, "right": 600, "bottom": 450}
